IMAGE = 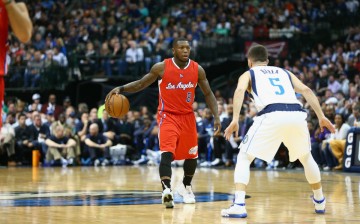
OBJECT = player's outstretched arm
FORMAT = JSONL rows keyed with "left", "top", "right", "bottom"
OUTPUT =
{"left": 105, "top": 62, "right": 163, "bottom": 102}
{"left": 197, "top": 65, "right": 221, "bottom": 135}
{"left": 224, "top": 71, "right": 250, "bottom": 141}
{"left": 4, "top": 1, "right": 32, "bottom": 43}
{"left": 289, "top": 72, "right": 335, "bottom": 133}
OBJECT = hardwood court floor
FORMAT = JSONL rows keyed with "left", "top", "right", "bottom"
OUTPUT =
{"left": 0, "top": 166, "right": 359, "bottom": 224}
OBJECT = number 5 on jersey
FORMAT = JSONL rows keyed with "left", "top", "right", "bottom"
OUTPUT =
{"left": 268, "top": 78, "right": 285, "bottom": 95}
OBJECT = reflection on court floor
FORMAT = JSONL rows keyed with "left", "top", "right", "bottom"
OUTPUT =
{"left": 0, "top": 166, "right": 359, "bottom": 223}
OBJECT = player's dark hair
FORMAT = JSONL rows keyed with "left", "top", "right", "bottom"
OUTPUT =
{"left": 172, "top": 37, "right": 188, "bottom": 47}
{"left": 247, "top": 44, "right": 268, "bottom": 62}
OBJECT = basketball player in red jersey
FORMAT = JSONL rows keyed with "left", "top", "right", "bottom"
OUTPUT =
{"left": 0, "top": 0, "right": 32, "bottom": 127}
{"left": 106, "top": 37, "right": 221, "bottom": 208}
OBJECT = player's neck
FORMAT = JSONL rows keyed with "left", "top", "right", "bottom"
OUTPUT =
{"left": 173, "top": 57, "right": 189, "bottom": 69}
{"left": 251, "top": 63, "right": 268, "bottom": 68}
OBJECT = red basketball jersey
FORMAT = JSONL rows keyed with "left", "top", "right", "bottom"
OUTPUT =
{"left": 158, "top": 58, "right": 198, "bottom": 114}
{"left": 0, "top": 1, "right": 9, "bottom": 75}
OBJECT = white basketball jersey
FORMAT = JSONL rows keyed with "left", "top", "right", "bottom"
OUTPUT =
{"left": 249, "top": 66, "right": 301, "bottom": 111}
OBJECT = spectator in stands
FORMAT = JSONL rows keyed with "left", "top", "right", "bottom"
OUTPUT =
{"left": 24, "top": 51, "right": 44, "bottom": 88}
{"left": 52, "top": 46, "right": 68, "bottom": 67}
{"left": 329, "top": 113, "right": 351, "bottom": 170}
{"left": 14, "top": 113, "right": 34, "bottom": 165}
{"left": 126, "top": 40, "right": 144, "bottom": 76}
{"left": 115, "top": 114, "right": 134, "bottom": 146}
{"left": 100, "top": 42, "right": 112, "bottom": 76}
{"left": 40, "top": 94, "right": 63, "bottom": 120}
{"left": 28, "top": 93, "right": 42, "bottom": 112}
{"left": 45, "top": 125, "right": 76, "bottom": 167}
{"left": 327, "top": 74, "right": 342, "bottom": 94}
{"left": 199, "top": 108, "right": 215, "bottom": 166}
{"left": 79, "top": 42, "right": 97, "bottom": 76}
{"left": 0, "top": 114, "right": 16, "bottom": 166}
{"left": 84, "top": 123, "right": 112, "bottom": 166}
{"left": 43, "top": 110, "right": 55, "bottom": 130}
{"left": 100, "top": 110, "right": 116, "bottom": 141}
{"left": 29, "top": 114, "right": 50, "bottom": 161}
{"left": 76, "top": 112, "right": 90, "bottom": 142}
{"left": 320, "top": 105, "right": 337, "bottom": 170}
{"left": 62, "top": 96, "right": 72, "bottom": 110}
{"left": 133, "top": 116, "right": 154, "bottom": 164}
{"left": 33, "top": 33, "right": 46, "bottom": 51}
{"left": 347, "top": 103, "right": 360, "bottom": 126}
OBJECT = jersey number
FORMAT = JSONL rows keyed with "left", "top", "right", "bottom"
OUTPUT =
{"left": 186, "top": 92, "right": 192, "bottom": 102}
{"left": 268, "top": 78, "right": 285, "bottom": 95}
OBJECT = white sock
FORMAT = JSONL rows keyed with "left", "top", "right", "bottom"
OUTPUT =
{"left": 234, "top": 191, "right": 245, "bottom": 204}
{"left": 313, "top": 188, "right": 324, "bottom": 201}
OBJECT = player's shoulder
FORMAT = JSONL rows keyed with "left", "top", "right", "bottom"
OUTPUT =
{"left": 152, "top": 61, "right": 165, "bottom": 71}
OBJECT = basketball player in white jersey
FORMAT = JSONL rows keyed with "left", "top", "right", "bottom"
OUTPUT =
{"left": 221, "top": 45, "right": 335, "bottom": 218}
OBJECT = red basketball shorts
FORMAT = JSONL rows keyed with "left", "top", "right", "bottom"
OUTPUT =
{"left": 157, "top": 112, "right": 198, "bottom": 160}
{"left": 0, "top": 76, "right": 3, "bottom": 128}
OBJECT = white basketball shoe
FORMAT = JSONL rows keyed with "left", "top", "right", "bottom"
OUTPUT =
{"left": 221, "top": 203, "right": 247, "bottom": 218}
{"left": 162, "top": 188, "right": 174, "bottom": 208}
{"left": 312, "top": 197, "right": 326, "bottom": 214}
{"left": 176, "top": 184, "right": 196, "bottom": 204}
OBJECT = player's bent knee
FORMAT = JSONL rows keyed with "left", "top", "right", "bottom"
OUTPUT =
{"left": 237, "top": 152, "right": 255, "bottom": 164}
{"left": 299, "top": 152, "right": 321, "bottom": 184}
{"left": 234, "top": 152, "right": 254, "bottom": 185}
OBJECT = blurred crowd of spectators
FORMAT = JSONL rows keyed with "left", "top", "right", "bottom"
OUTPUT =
{"left": 1, "top": 0, "right": 360, "bottom": 171}
{"left": 5, "top": 0, "right": 360, "bottom": 87}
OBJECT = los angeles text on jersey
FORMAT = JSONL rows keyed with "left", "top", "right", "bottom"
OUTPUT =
{"left": 165, "top": 82, "right": 195, "bottom": 90}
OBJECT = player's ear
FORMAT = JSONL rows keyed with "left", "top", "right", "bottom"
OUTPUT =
{"left": 172, "top": 47, "right": 175, "bottom": 55}
{"left": 247, "top": 59, "right": 251, "bottom": 68}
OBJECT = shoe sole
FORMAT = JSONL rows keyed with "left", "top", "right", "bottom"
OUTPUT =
{"left": 183, "top": 199, "right": 196, "bottom": 204}
{"left": 177, "top": 190, "right": 196, "bottom": 204}
{"left": 162, "top": 193, "right": 174, "bottom": 208}
{"left": 222, "top": 213, "right": 247, "bottom": 218}
{"left": 315, "top": 209, "right": 325, "bottom": 214}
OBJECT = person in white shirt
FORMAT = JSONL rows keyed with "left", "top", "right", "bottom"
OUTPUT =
{"left": 329, "top": 113, "right": 351, "bottom": 170}
{"left": 52, "top": 47, "right": 68, "bottom": 67}
{"left": 125, "top": 41, "right": 144, "bottom": 76}
{"left": 0, "top": 114, "right": 16, "bottom": 166}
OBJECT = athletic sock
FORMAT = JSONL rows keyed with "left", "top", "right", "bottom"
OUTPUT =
{"left": 313, "top": 187, "right": 324, "bottom": 201}
{"left": 183, "top": 175, "right": 193, "bottom": 186}
{"left": 234, "top": 191, "right": 246, "bottom": 204}
{"left": 161, "top": 179, "right": 171, "bottom": 190}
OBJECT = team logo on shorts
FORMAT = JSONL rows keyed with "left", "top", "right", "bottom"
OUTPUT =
{"left": 189, "top": 146, "right": 198, "bottom": 155}
{"left": 242, "top": 135, "right": 248, "bottom": 144}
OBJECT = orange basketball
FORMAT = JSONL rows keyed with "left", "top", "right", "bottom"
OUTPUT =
{"left": 105, "top": 94, "right": 130, "bottom": 118}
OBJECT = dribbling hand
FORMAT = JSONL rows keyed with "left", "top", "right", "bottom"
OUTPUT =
{"left": 224, "top": 120, "right": 239, "bottom": 141}
{"left": 105, "top": 87, "right": 120, "bottom": 103}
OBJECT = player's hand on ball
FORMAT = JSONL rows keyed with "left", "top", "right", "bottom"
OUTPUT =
{"left": 105, "top": 87, "right": 120, "bottom": 103}
{"left": 224, "top": 120, "right": 239, "bottom": 141}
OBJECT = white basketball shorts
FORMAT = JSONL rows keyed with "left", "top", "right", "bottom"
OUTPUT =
{"left": 239, "top": 111, "right": 310, "bottom": 163}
